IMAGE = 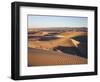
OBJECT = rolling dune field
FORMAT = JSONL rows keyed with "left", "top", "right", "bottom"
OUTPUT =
{"left": 28, "top": 27, "right": 88, "bottom": 66}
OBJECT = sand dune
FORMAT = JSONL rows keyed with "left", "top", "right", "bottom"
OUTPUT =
{"left": 28, "top": 48, "right": 87, "bottom": 66}
{"left": 28, "top": 28, "right": 87, "bottom": 66}
{"left": 28, "top": 31, "right": 87, "bottom": 50}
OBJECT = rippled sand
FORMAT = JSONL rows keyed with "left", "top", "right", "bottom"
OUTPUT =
{"left": 28, "top": 48, "right": 87, "bottom": 66}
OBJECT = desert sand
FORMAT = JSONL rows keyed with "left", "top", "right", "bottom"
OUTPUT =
{"left": 28, "top": 28, "right": 88, "bottom": 66}
{"left": 28, "top": 48, "right": 87, "bottom": 66}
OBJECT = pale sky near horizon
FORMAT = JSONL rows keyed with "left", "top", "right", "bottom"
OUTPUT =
{"left": 28, "top": 15, "right": 88, "bottom": 28}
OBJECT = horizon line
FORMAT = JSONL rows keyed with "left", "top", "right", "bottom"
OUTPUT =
{"left": 28, "top": 26, "right": 87, "bottom": 28}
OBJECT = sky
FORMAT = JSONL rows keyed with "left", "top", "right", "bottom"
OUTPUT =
{"left": 28, "top": 15, "right": 88, "bottom": 28}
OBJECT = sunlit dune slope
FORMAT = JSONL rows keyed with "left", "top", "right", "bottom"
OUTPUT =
{"left": 28, "top": 31, "right": 86, "bottom": 50}
{"left": 28, "top": 48, "right": 87, "bottom": 66}
{"left": 28, "top": 29, "right": 87, "bottom": 66}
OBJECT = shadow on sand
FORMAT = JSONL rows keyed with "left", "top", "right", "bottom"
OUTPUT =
{"left": 54, "top": 36, "right": 87, "bottom": 58}
{"left": 72, "top": 35, "right": 88, "bottom": 58}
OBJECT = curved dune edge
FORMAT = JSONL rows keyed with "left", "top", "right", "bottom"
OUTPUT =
{"left": 28, "top": 48, "right": 87, "bottom": 66}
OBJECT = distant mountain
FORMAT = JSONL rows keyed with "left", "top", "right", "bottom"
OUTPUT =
{"left": 28, "top": 27, "right": 87, "bottom": 32}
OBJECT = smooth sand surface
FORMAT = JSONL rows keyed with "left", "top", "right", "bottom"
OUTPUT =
{"left": 28, "top": 48, "right": 87, "bottom": 66}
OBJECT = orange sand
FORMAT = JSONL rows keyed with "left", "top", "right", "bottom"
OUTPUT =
{"left": 28, "top": 48, "right": 87, "bottom": 66}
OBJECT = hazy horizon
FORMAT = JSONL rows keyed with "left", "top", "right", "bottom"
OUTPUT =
{"left": 28, "top": 15, "right": 88, "bottom": 28}
{"left": 28, "top": 26, "right": 87, "bottom": 29}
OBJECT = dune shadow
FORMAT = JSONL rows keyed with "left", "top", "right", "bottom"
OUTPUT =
{"left": 53, "top": 46, "right": 83, "bottom": 57}
{"left": 72, "top": 36, "right": 87, "bottom": 43}
{"left": 39, "top": 36, "right": 59, "bottom": 41}
{"left": 53, "top": 46, "right": 87, "bottom": 58}
{"left": 53, "top": 35, "right": 88, "bottom": 59}
{"left": 72, "top": 35, "right": 88, "bottom": 58}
